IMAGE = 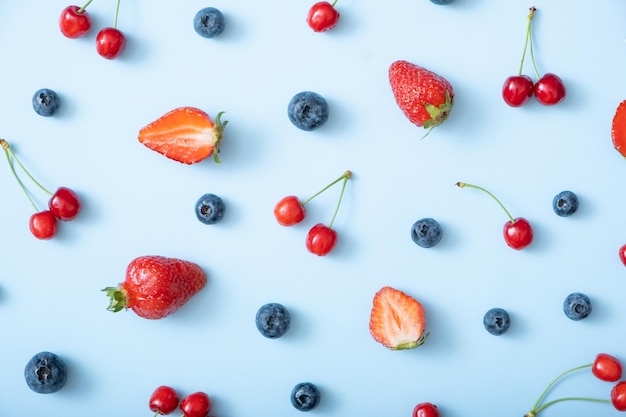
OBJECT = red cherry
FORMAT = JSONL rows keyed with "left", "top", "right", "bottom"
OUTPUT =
{"left": 96, "top": 27, "right": 126, "bottom": 59}
{"left": 612, "top": 381, "right": 626, "bottom": 411}
{"left": 502, "top": 75, "right": 534, "bottom": 107}
{"left": 503, "top": 217, "right": 533, "bottom": 250}
{"left": 412, "top": 402, "right": 439, "bottom": 417}
{"left": 619, "top": 244, "right": 626, "bottom": 267}
{"left": 533, "top": 73, "right": 566, "bottom": 105}
{"left": 49, "top": 187, "right": 81, "bottom": 221}
{"left": 29, "top": 210, "right": 58, "bottom": 240}
{"left": 592, "top": 353, "right": 623, "bottom": 383}
{"left": 149, "top": 385, "right": 180, "bottom": 416}
{"left": 307, "top": 1, "right": 340, "bottom": 32}
{"left": 59, "top": 5, "right": 91, "bottom": 38}
{"left": 306, "top": 223, "right": 337, "bottom": 256}
{"left": 274, "top": 195, "right": 305, "bottom": 226}
{"left": 180, "top": 392, "right": 211, "bottom": 417}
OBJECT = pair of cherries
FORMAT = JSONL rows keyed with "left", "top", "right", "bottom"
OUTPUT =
{"left": 149, "top": 386, "right": 212, "bottom": 417}
{"left": 502, "top": 7, "right": 566, "bottom": 107}
{"left": 1, "top": 139, "right": 81, "bottom": 240}
{"left": 274, "top": 170, "right": 351, "bottom": 256}
{"left": 59, "top": 0, "right": 126, "bottom": 60}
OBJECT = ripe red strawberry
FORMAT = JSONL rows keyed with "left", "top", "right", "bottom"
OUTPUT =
{"left": 103, "top": 256, "right": 207, "bottom": 320}
{"left": 389, "top": 60, "right": 454, "bottom": 132}
{"left": 138, "top": 107, "right": 227, "bottom": 165}
{"left": 612, "top": 100, "right": 626, "bottom": 158}
{"left": 369, "top": 286, "right": 428, "bottom": 350}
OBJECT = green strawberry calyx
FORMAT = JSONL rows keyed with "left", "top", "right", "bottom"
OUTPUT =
{"left": 422, "top": 90, "right": 453, "bottom": 137}
{"left": 102, "top": 286, "right": 128, "bottom": 313}
{"left": 211, "top": 111, "right": 228, "bottom": 164}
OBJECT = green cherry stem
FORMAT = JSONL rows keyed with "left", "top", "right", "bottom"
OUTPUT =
{"left": 1, "top": 140, "right": 52, "bottom": 196}
{"left": 300, "top": 170, "right": 351, "bottom": 207}
{"left": 331, "top": 0, "right": 339, "bottom": 6}
{"left": 529, "top": 397, "right": 610, "bottom": 416}
{"left": 526, "top": 6, "right": 541, "bottom": 79}
{"left": 77, "top": 0, "right": 94, "bottom": 13}
{"left": 517, "top": 6, "right": 534, "bottom": 76}
{"left": 1, "top": 140, "right": 41, "bottom": 212}
{"left": 455, "top": 182, "right": 515, "bottom": 223}
{"left": 113, "top": 0, "right": 121, "bottom": 29}
{"left": 327, "top": 170, "right": 351, "bottom": 229}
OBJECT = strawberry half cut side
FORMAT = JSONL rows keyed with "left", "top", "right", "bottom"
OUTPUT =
{"left": 612, "top": 100, "right": 626, "bottom": 158}
{"left": 369, "top": 286, "right": 428, "bottom": 350}
{"left": 138, "top": 107, "right": 227, "bottom": 165}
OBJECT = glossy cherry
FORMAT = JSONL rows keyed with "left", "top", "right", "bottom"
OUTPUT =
{"left": 149, "top": 385, "right": 180, "bottom": 416}
{"left": 307, "top": 1, "right": 340, "bottom": 32}
{"left": 612, "top": 381, "right": 626, "bottom": 411}
{"left": 502, "top": 75, "right": 534, "bottom": 107}
{"left": 49, "top": 187, "right": 81, "bottom": 221}
{"left": 306, "top": 223, "right": 337, "bottom": 256}
{"left": 59, "top": 2, "right": 92, "bottom": 39}
{"left": 619, "top": 243, "right": 626, "bottom": 267}
{"left": 274, "top": 196, "right": 305, "bottom": 226}
{"left": 29, "top": 211, "right": 58, "bottom": 240}
{"left": 534, "top": 73, "right": 566, "bottom": 105}
{"left": 456, "top": 182, "right": 533, "bottom": 250}
{"left": 413, "top": 402, "right": 439, "bottom": 417}
{"left": 180, "top": 392, "right": 212, "bottom": 417}
{"left": 592, "top": 353, "right": 623, "bottom": 383}
{"left": 96, "top": 27, "right": 126, "bottom": 59}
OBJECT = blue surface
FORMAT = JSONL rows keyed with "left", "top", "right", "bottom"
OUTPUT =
{"left": 1, "top": 1, "right": 626, "bottom": 416}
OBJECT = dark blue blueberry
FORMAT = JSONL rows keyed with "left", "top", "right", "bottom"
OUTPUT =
{"left": 32, "top": 88, "right": 60, "bottom": 117}
{"left": 563, "top": 292, "right": 592, "bottom": 320}
{"left": 290, "top": 382, "right": 320, "bottom": 411}
{"left": 24, "top": 351, "right": 67, "bottom": 394}
{"left": 430, "top": 0, "right": 456, "bottom": 4}
{"left": 410, "top": 218, "right": 442, "bottom": 248}
{"left": 193, "top": 7, "right": 225, "bottom": 38}
{"left": 287, "top": 91, "right": 329, "bottom": 131}
{"left": 255, "top": 302, "right": 291, "bottom": 338}
{"left": 553, "top": 190, "right": 579, "bottom": 217}
{"left": 483, "top": 308, "right": 511, "bottom": 335}
{"left": 195, "top": 193, "right": 225, "bottom": 224}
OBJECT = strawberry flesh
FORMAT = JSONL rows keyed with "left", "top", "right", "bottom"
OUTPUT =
{"left": 138, "top": 107, "right": 227, "bottom": 164}
{"left": 369, "top": 286, "right": 428, "bottom": 350}
{"left": 612, "top": 100, "right": 626, "bottom": 158}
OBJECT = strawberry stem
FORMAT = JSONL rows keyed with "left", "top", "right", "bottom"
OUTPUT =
{"left": 328, "top": 170, "right": 351, "bottom": 229}
{"left": 212, "top": 111, "right": 228, "bottom": 164}
{"left": 455, "top": 182, "right": 515, "bottom": 223}
{"left": 78, "top": 0, "right": 94, "bottom": 13}
{"left": 301, "top": 170, "right": 351, "bottom": 206}
{"left": 102, "top": 286, "right": 128, "bottom": 313}
{"left": 113, "top": 0, "right": 121, "bottom": 29}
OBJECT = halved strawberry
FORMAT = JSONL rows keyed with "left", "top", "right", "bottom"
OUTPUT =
{"left": 612, "top": 100, "right": 626, "bottom": 158}
{"left": 369, "top": 286, "right": 428, "bottom": 350}
{"left": 138, "top": 107, "right": 227, "bottom": 165}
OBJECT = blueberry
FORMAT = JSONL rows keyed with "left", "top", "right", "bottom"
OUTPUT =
{"left": 195, "top": 193, "right": 225, "bottom": 224}
{"left": 193, "top": 7, "right": 225, "bottom": 38}
{"left": 410, "top": 218, "right": 442, "bottom": 248}
{"left": 255, "top": 302, "right": 291, "bottom": 338}
{"left": 563, "top": 292, "right": 592, "bottom": 320}
{"left": 290, "top": 382, "right": 320, "bottom": 411}
{"left": 287, "top": 91, "right": 329, "bottom": 131}
{"left": 429, "top": 0, "right": 456, "bottom": 4}
{"left": 32, "top": 88, "right": 60, "bottom": 117}
{"left": 24, "top": 351, "right": 67, "bottom": 394}
{"left": 552, "top": 190, "right": 579, "bottom": 217}
{"left": 483, "top": 308, "right": 511, "bottom": 335}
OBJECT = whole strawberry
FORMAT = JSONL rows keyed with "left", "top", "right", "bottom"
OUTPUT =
{"left": 389, "top": 60, "right": 454, "bottom": 133}
{"left": 103, "top": 256, "right": 207, "bottom": 319}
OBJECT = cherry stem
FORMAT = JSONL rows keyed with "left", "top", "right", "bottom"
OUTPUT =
{"left": 78, "top": 0, "right": 94, "bottom": 13}
{"left": 529, "top": 363, "right": 592, "bottom": 413}
{"left": 113, "top": 0, "right": 121, "bottom": 28}
{"left": 517, "top": 7, "right": 533, "bottom": 76}
{"left": 328, "top": 171, "right": 351, "bottom": 229}
{"left": 331, "top": 0, "right": 339, "bottom": 6}
{"left": 527, "top": 6, "right": 541, "bottom": 79}
{"left": 1, "top": 140, "right": 40, "bottom": 212}
{"left": 301, "top": 170, "right": 351, "bottom": 206}
{"left": 1, "top": 140, "right": 52, "bottom": 196}
{"left": 455, "top": 182, "right": 514, "bottom": 223}
{"left": 531, "top": 396, "right": 610, "bottom": 415}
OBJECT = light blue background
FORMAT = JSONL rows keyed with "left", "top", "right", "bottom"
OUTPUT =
{"left": 1, "top": 1, "right": 626, "bottom": 416}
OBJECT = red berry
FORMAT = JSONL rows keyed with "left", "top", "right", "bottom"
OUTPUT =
{"left": 96, "top": 27, "right": 126, "bottom": 59}
{"left": 49, "top": 187, "right": 81, "bottom": 221}
{"left": 592, "top": 353, "right": 623, "bottom": 383}
{"left": 306, "top": 223, "right": 337, "bottom": 256}
{"left": 612, "top": 381, "right": 626, "bottom": 411}
{"left": 307, "top": 1, "right": 340, "bottom": 32}
{"left": 502, "top": 75, "right": 534, "bottom": 107}
{"left": 619, "top": 244, "right": 626, "bottom": 267}
{"left": 180, "top": 392, "right": 212, "bottom": 417}
{"left": 59, "top": 5, "right": 91, "bottom": 38}
{"left": 533, "top": 73, "right": 566, "bottom": 105}
{"left": 274, "top": 195, "right": 305, "bottom": 226}
{"left": 503, "top": 217, "right": 533, "bottom": 250}
{"left": 413, "top": 402, "right": 439, "bottom": 417}
{"left": 149, "top": 385, "right": 180, "bottom": 416}
{"left": 29, "top": 210, "right": 58, "bottom": 240}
